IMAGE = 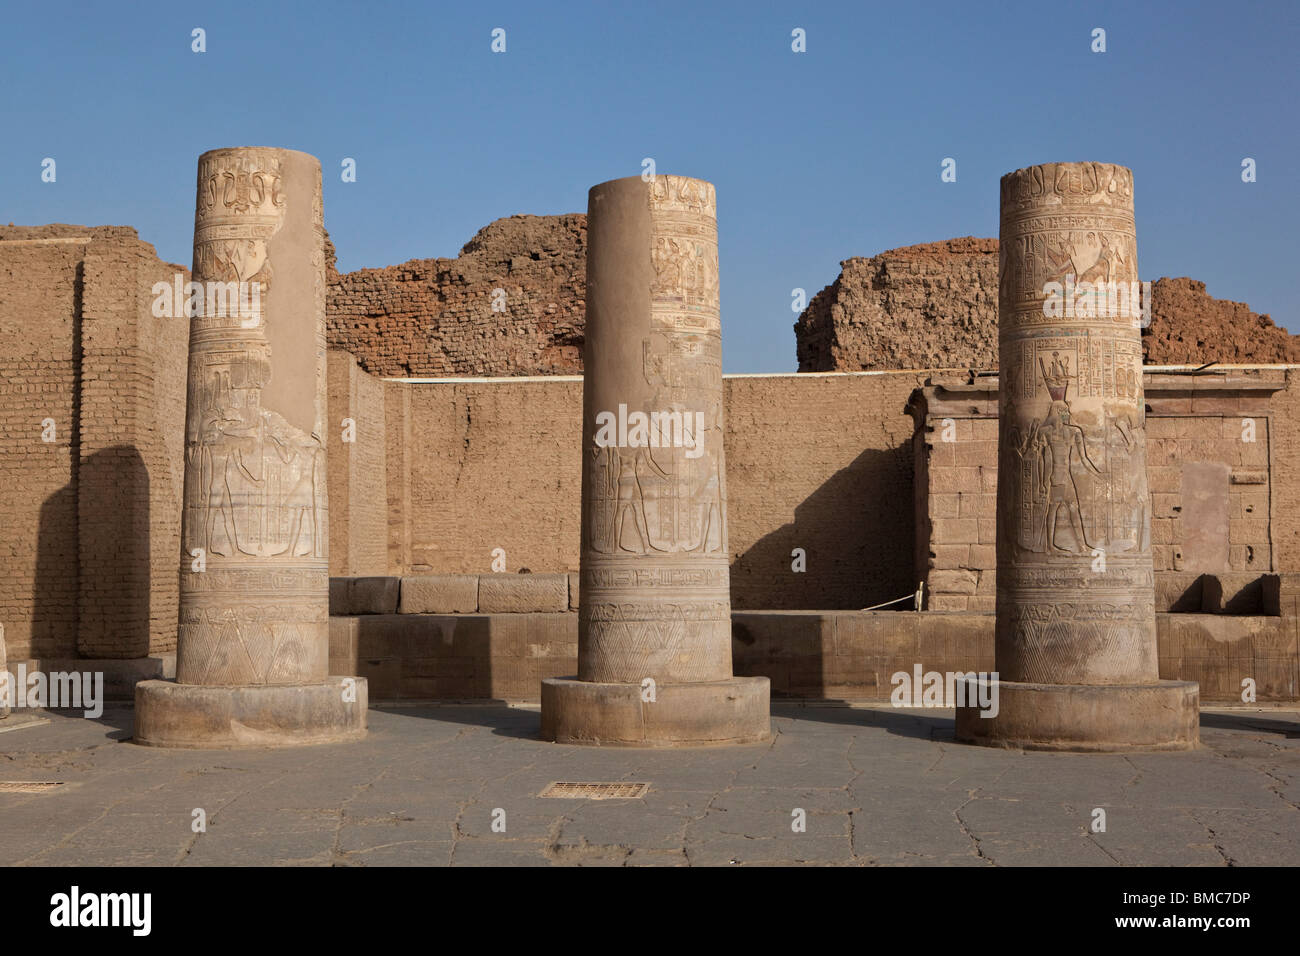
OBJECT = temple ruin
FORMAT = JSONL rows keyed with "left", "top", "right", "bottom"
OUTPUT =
{"left": 2, "top": 157, "right": 1298, "bottom": 750}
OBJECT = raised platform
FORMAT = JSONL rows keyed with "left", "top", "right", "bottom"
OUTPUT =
{"left": 954, "top": 678, "right": 1200, "bottom": 752}
{"left": 328, "top": 607, "right": 1296, "bottom": 704}
{"left": 540, "top": 676, "right": 770, "bottom": 747}
{"left": 133, "top": 677, "right": 368, "bottom": 749}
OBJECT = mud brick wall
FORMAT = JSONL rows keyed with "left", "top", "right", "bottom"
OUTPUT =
{"left": 383, "top": 376, "right": 585, "bottom": 577}
{"left": 327, "top": 350, "right": 388, "bottom": 575}
{"left": 0, "top": 226, "right": 188, "bottom": 660}
{"left": 0, "top": 231, "right": 86, "bottom": 658}
{"left": 327, "top": 215, "right": 586, "bottom": 377}
{"left": 724, "top": 372, "right": 922, "bottom": 609}
{"left": 77, "top": 239, "right": 189, "bottom": 657}
{"left": 369, "top": 370, "right": 926, "bottom": 609}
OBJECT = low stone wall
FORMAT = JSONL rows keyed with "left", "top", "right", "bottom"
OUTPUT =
{"left": 329, "top": 613, "right": 576, "bottom": 702}
{"left": 330, "top": 573, "right": 577, "bottom": 616}
{"left": 329, "top": 572, "right": 1299, "bottom": 704}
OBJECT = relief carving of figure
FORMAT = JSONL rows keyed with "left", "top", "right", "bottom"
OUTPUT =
{"left": 199, "top": 388, "right": 264, "bottom": 557}
{"left": 1027, "top": 402, "right": 1103, "bottom": 554}
{"left": 615, "top": 445, "right": 669, "bottom": 554}
{"left": 189, "top": 369, "right": 323, "bottom": 560}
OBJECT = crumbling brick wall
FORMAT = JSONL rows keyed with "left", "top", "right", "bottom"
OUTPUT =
{"left": 796, "top": 238, "right": 1001, "bottom": 372}
{"left": 327, "top": 214, "right": 587, "bottom": 377}
{"left": 795, "top": 238, "right": 1297, "bottom": 370}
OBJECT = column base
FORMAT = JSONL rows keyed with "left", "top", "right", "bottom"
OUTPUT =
{"left": 955, "top": 678, "right": 1199, "bottom": 752}
{"left": 540, "top": 676, "right": 770, "bottom": 747}
{"left": 133, "top": 677, "right": 368, "bottom": 749}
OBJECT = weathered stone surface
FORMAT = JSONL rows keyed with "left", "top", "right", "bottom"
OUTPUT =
{"left": 539, "top": 175, "right": 769, "bottom": 745}
{"left": 331, "top": 613, "right": 576, "bottom": 700}
{"left": 1145, "top": 277, "right": 1300, "bottom": 365}
{"left": 954, "top": 678, "right": 1198, "bottom": 751}
{"left": 477, "top": 573, "right": 567, "bottom": 613}
{"left": 175, "top": 147, "right": 330, "bottom": 687}
{"left": 4, "top": 701, "right": 1300, "bottom": 866}
{"left": 0, "top": 623, "right": 7, "bottom": 718}
{"left": 134, "top": 677, "right": 367, "bottom": 748}
{"left": 324, "top": 607, "right": 1294, "bottom": 704}
{"left": 329, "top": 576, "right": 400, "bottom": 615}
{"left": 968, "top": 160, "right": 1200, "bottom": 751}
{"left": 0, "top": 225, "right": 189, "bottom": 661}
{"left": 540, "top": 676, "right": 770, "bottom": 746}
{"left": 136, "top": 147, "right": 364, "bottom": 751}
{"left": 577, "top": 175, "right": 731, "bottom": 684}
{"left": 399, "top": 575, "right": 479, "bottom": 614}
{"left": 796, "top": 237, "right": 1000, "bottom": 372}
{"left": 996, "top": 162, "right": 1156, "bottom": 686}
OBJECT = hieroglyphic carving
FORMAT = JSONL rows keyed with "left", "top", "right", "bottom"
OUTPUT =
{"left": 996, "top": 162, "right": 1157, "bottom": 686}
{"left": 579, "top": 175, "right": 731, "bottom": 684}
{"left": 177, "top": 148, "right": 329, "bottom": 687}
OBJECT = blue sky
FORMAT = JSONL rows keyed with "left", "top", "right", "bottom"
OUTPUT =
{"left": 3, "top": 0, "right": 1296, "bottom": 372}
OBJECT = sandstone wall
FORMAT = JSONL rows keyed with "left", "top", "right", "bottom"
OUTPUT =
{"left": 327, "top": 215, "right": 586, "bottom": 377}
{"left": 0, "top": 226, "right": 188, "bottom": 660}
{"left": 909, "top": 369, "right": 1288, "bottom": 610}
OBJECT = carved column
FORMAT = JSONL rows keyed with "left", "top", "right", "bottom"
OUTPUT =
{"left": 540, "top": 174, "right": 768, "bottom": 746}
{"left": 134, "top": 147, "right": 366, "bottom": 748}
{"left": 956, "top": 162, "right": 1197, "bottom": 751}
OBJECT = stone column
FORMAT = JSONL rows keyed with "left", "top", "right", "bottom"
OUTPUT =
{"left": 540, "top": 175, "right": 768, "bottom": 746}
{"left": 956, "top": 161, "right": 1197, "bottom": 750}
{"left": 134, "top": 147, "right": 366, "bottom": 748}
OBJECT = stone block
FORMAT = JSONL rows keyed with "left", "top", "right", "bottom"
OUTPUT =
{"left": 399, "top": 575, "right": 478, "bottom": 613}
{"left": 329, "top": 617, "right": 359, "bottom": 675}
{"left": 929, "top": 569, "right": 978, "bottom": 595}
{"left": 931, "top": 518, "right": 978, "bottom": 544}
{"left": 329, "top": 576, "right": 400, "bottom": 615}
{"left": 477, "top": 573, "right": 568, "bottom": 612}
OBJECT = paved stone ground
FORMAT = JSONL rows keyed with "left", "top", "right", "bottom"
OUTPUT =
{"left": 0, "top": 703, "right": 1296, "bottom": 866}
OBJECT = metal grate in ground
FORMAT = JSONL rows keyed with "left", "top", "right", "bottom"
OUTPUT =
{"left": 0, "top": 781, "right": 64, "bottom": 793}
{"left": 538, "top": 781, "right": 649, "bottom": 800}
